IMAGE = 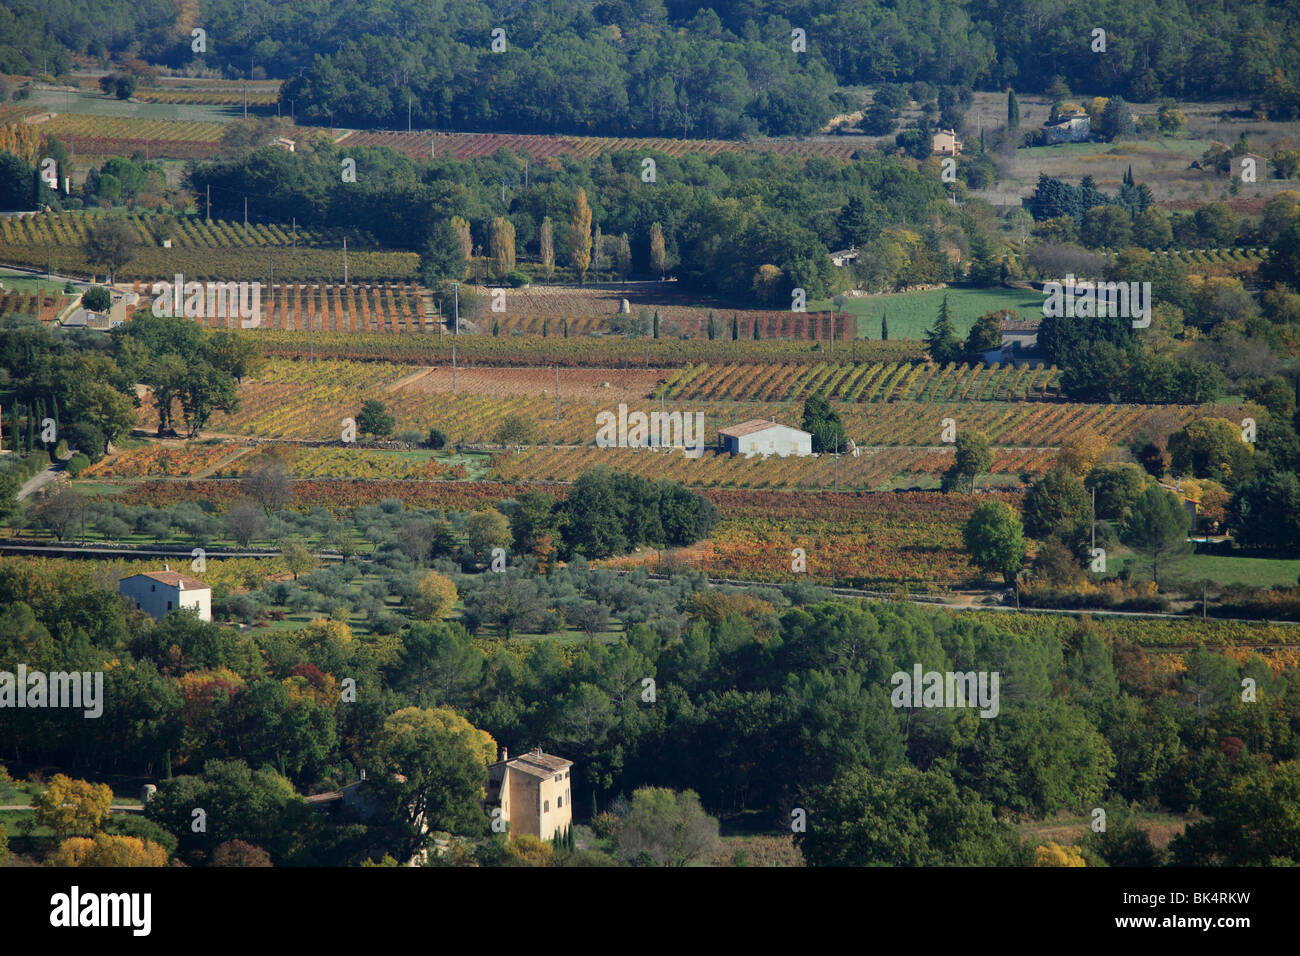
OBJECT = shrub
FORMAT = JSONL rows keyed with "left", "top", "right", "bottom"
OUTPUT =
{"left": 65, "top": 452, "right": 91, "bottom": 477}
{"left": 506, "top": 270, "right": 530, "bottom": 287}
{"left": 427, "top": 428, "right": 447, "bottom": 449}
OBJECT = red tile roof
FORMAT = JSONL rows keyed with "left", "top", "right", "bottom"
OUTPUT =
{"left": 718, "top": 419, "right": 799, "bottom": 438}
{"left": 124, "top": 570, "right": 210, "bottom": 590}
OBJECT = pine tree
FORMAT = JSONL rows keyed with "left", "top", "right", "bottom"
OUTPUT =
{"left": 925, "top": 295, "right": 960, "bottom": 363}
{"left": 881, "top": 310, "right": 889, "bottom": 340}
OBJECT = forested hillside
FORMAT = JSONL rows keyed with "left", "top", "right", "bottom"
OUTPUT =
{"left": 4, "top": 0, "right": 1299, "bottom": 135}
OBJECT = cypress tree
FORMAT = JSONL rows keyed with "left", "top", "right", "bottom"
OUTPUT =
{"left": 543, "top": 317, "right": 548, "bottom": 337}
{"left": 563, "top": 318, "right": 569, "bottom": 338}
{"left": 732, "top": 313, "right": 738, "bottom": 340}
{"left": 1007, "top": 89, "right": 1020, "bottom": 129}
{"left": 707, "top": 311, "right": 717, "bottom": 340}
{"left": 881, "top": 310, "right": 889, "bottom": 340}
{"left": 653, "top": 309, "right": 659, "bottom": 339}
{"left": 753, "top": 316, "right": 761, "bottom": 339}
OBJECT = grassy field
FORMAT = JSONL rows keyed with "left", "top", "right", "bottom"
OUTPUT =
{"left": 1110, "top": 548, "right": 1300, "bottom": 588}
{"left": 811, "top": 286, "right": 1044, "bottom": 340}
{"left": 0, "top": 270, "right": 72, "bottom": 295}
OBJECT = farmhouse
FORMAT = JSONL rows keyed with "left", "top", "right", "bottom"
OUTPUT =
{"left": 486, "top": 747, "right": 573, "bottom": 840}
{"left": 119, "top": 566, "right": 211, "bottom": 621}
{"left": 719, "top": 419, "right": 812, "bottom": 457}
{"left": 829, "top": 246, "right": 859, "bottom": 267}
{"left": 978, "top": 316, "right": 1045, "bottom": 367}
{"left": 932, "top": 129, "right": 962, "bottom": 156}
{"left": 1042, "top": 111, "right": 1090, "bottom": 144}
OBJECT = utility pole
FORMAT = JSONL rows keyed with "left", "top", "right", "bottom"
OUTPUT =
{"left": 452, "top": 281, "right": 459, "bottom": 335}
{"left": 292, "top": 217, "right": 296, "bottom": 250}
{"left": 452, "top": 341, "right": 457, "bottom": 394}
{"left": 408, "top": 94, "right": 412, "bottom": 133}
{"left": 243, "top": 196, "right": 248, "bottom": 239}
{"left": 1091, "top": 487, "right": 1096, "bottom": 555}
{"left": 343, "top": 237, "right": 348, "bottom": 285}
{"left": 554, "top": 366, "right": 560, "bottom": 422}
{"left": 206, "top": 184, "right": 211, "bottom": 223}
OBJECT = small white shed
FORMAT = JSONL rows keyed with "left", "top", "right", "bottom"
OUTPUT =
{"left": 718, "top": 419, "right": 812, "bottom": 457}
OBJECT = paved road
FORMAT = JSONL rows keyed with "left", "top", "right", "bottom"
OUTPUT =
{"left": 16, "top": 461, "right": 63, "bottom": 500}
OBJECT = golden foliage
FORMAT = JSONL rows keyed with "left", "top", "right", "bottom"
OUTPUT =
{"left": 52, "top": 833, "right": 168, "bottom": 867}
{"left": 33, "top": 775, "right": 113, "bottom": 840}
{"left": 503, "top": 834, "right": 554, "bottom": 866}
{"left": 1034, "top": 842, "right": 1086, "bottom": 866}
{"left": 413, "top": 571, "right": 458, "bottom": 621}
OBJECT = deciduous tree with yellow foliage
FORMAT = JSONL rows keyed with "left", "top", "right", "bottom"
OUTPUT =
{"left": 52, "top": 833, "right": 169, "bottom": 867}
{"left": 1034, "top": 842, "right": 1087, "bottom": 866}
{"left": 33, "top": 775, "right": 113, "bottom": 842}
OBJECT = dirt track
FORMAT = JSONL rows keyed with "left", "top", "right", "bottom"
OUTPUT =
{"left": 388, "top": 366, "right": 667, "bottom": 401}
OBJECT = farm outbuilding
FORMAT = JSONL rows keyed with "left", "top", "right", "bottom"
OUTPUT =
{"left": 718, "top": 419, "right": 812, "bottom": 457}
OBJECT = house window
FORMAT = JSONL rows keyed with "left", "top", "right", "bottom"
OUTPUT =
{"left": 544, "top": 800, "right": 550, "bottom": 812}
{"left": 566, "top": 787, "right": 570, "bottom": 801}
{"left": 167, "top": 601, "right": 173, "bottom": 610}
{"left": 557, "top": 795, "right": 563, "bottom": 808}
{"left": 151, "top": 584, "right": 156, "bottom": 592}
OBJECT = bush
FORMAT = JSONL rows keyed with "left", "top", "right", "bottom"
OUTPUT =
{"left": 81, "top": 286, "right": 111, "bottom": 311}
{"left": 506, "top": 271, "right": 530, "bottom": 287}
{"left": 65, "top": 452, "right": 91, "bottom": 477}
{"left": 427, "top": 428, "right": 447, "bottom": 450}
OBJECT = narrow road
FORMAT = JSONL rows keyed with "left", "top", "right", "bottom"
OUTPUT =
{"left": 16, "top": 460, "right": 63, "bottom": 500}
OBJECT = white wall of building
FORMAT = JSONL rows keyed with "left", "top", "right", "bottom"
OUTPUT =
{"left": 120, "top": 577, "right": 212, "bottom": 622}
{"left": 731, "top": 425, "right": 812, "bottom": 457}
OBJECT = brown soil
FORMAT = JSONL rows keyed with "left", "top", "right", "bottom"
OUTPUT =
{"left": 388, "top": 366, "right": 666, "bottom": 401}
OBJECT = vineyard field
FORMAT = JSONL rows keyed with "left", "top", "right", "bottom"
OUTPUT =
{"left": 338, "top": 129, "right": 866, "bottom": 162}
{"left": 250, "top": 329, "right": 926, "bottom": 368}
{"left": 125, "top": 281, "right": 436, "bottom": 332}
{"left": 0, "top": 289, "right": 71, "bottom": 322}
{"left": 657, "top": 361, "right": 1062, "bottom": 402}
{"left": 485, "top": 443, "right": 1057, "bottom": 490}
{"left": 180, "top": 360, "right": 1210, "bottom": 448}
{"left": 488, "top": 309, "right": 852, "bottom": 341}
{"left": 620, "top": 490, "right": 1022, "bottom": 587}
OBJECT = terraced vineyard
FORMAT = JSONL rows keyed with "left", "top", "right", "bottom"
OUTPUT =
{"left": 134, "top": 89, "right": 281, "bottom": 106}
{"left": 339, "top": 129, "right": 865, "bottom": 161}
{"left": 38, "top": 114, "right": 333, "bottom": 161}
{"left": 0, "top": 213, "right": 418, "bottom": 281}
{"left": 126, "top": 280, "right": 434, "bottom": 332}
{"left": 253, "top": 329, "right": 925, "bottom": 367}
{"left": 1154, "top": 247, "right": 1265, "bottom": 277}
{"left": 0, "top": 289, "right": 72, "bottom": 322}
{"left": 656, "top": 361, "right": 1062, "bottom": 402}
{"left": 485, "top": 444, "right": 1058, "bottom": 490}
{"left": 179, "top": 359, "right": 1210, "bottom": 450}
